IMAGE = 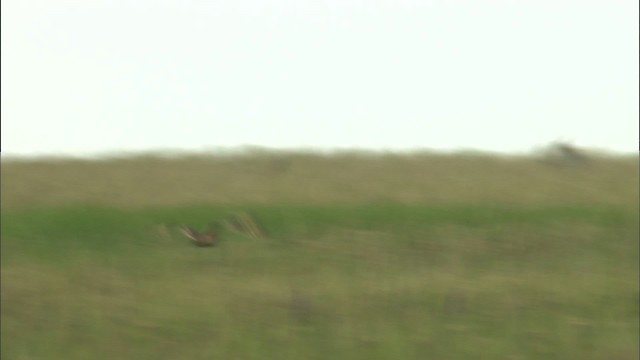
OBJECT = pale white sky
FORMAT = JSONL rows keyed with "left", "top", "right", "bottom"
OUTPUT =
{"left": 2, "top": 0, "right": 638, "bottom": 156}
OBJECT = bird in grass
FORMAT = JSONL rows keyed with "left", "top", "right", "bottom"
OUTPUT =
{"left": 179, "top": 225, "right": 218, "bottom": 247}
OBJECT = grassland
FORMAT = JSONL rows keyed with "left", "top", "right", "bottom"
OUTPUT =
{"left": 1, "top": 151, "right": 638, "bottom": 359}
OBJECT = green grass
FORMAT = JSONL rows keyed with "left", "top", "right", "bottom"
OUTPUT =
{"left": 1, "top": 152, "right": 638, "bottom": 359}
{"left": 2, "top": 204, "right": 638, "bottom": 360}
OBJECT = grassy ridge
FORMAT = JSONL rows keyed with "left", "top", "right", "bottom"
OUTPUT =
{"left": 1, "top": 153, "right": 638, "bottom": 359}
{"left": 2, "top": 152, "right": 638, "bottom": 209}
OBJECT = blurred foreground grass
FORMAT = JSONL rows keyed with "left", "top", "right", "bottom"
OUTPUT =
{"left": 1, "top": 152, "right": 638, "bottom": 359}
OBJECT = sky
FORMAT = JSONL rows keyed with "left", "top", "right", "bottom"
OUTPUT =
{"left": 2, "top": 0, "right": 638, "bottom": 157}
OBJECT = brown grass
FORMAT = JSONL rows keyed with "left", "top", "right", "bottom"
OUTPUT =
{"left": 2, "top": 151, "right": 637, "bottom": 209}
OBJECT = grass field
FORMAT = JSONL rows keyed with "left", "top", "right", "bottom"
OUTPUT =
{"left": 1, "top": 151, "right": 638, "bottom": 359}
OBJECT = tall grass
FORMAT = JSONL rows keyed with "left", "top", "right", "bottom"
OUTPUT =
{"left": 2, "top": 151, "right": 637, "bottom": 209}
{"left": 1, "top": 152, "right": 638, "bottom": 359}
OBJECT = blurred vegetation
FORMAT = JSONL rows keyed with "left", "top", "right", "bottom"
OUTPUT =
{"left": 1, "top": 150, "right": 638, "bottom": 359}
{"left": 2, "top": 149, "right": 638, "bottom": 209}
